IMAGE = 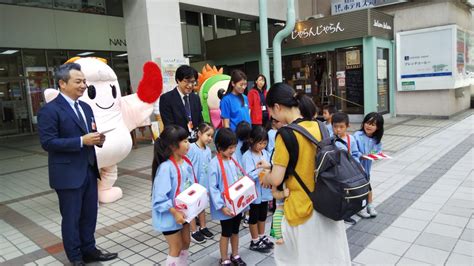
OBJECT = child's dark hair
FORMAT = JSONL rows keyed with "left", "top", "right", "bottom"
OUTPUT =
{"left": 151, "top": 125, "right": 189, "bottom": 183}
{"left": 323, "top": 104, "right": 337, "bottom": 115}
{"left": 361, "top": 112, "right": 384, "bottom": 144}
{"left": 241, "top": 126, "right": 268, "bottom": 154}
{"left": 332, "top": 112, "right": 349, "bottom": 126}
{"left": 196, "top": 122, "right": 213, "bottom": 135}
{"left": 235, "top": 121, "right": 252, "bottom": 141}
{"left": 215, "top": 128, "right": 238, "bottom": 152}
{"left": 225, "top": 69, "right": 247, "bottom": 106}
{"left": 266, "top": 82, "right": 317, "bottom": 120}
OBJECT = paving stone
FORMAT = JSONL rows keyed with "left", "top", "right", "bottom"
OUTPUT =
{"left": 453, "top": 240, "right": 473, "bottom": 256}
{"left": 415, "top": 232, "right": 458, "bottom": 252}
{"left": 432, "top": 213, "right": 470, "bottom": 228}
{"left": 401, "top": 208, "right": 436, "bottom": 221}
{"left": 460, "top": 228, "right": 473, "bottom": 242}
{"left": 445, "top": 253, "right": 473, "bottom": 266}
{"left": 367, "top": 236, "right": 411, "bottom": 256}
{"left": 354, "top": 248, "right": 400, "bottom": 265}
{"left": 396, "top": 257, "right": 431, "bottom": 265}
{"left": 392, "top": 217, "right": 430, "bottom": 231}
{"left": 404, "top": 244, "right": 450, "bottom": 265}
{"left": 381, "top": 226, "right": 421, "bottom": 244}
{"left": 424, "top": 222, "right": 464, "bottom": 239}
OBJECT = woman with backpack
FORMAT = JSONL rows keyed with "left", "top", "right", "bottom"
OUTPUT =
{"left": 257, "top": 83, "right": 350, "bottom": 265}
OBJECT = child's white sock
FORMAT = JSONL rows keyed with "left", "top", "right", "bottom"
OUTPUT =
{"left": 166, "top": 255, "right": 180, "bottom": 266}
{"left": 178, "top": 249, "right": 189, "bottom": 266}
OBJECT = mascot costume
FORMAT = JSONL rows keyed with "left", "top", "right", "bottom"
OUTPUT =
{"left": 196, "top": 64, "right": 230, "bottom": 128}
{"left": 44, "top": 57, "right": 163, "bottom": 203}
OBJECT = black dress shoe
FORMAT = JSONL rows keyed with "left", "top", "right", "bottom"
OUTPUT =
{"left": 71, "top": 261, "right": 85, "bottom": 266}
{"left": 83, "top": 249, "right": 118, "bottom": 263}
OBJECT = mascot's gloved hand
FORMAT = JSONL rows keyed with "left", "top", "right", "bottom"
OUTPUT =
{"left": 137, "top": 61, "right": 163, "bottom": 103}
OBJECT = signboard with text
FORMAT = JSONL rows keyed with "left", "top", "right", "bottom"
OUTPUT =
{"left": 285, "top": 9, "right": 393, "bottom": 49}
{"left": 396, "top": 25, "right": 473, "bottom": 91}
{"left": 331, "top": 0, "right": 408, "bottom": 15}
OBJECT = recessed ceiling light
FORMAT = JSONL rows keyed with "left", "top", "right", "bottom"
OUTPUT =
{"left": 0, "top": 50, "right": 19, "bottom": 55}
{"left": 77, "top": 52, "right": 95, "bottom": 56}
{"left": 116, "top": 53, "right": 128, "bottom": 57}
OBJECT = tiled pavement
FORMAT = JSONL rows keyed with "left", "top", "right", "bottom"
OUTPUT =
{"left": 0, "top": 110, "right": 473, "bottom": 265}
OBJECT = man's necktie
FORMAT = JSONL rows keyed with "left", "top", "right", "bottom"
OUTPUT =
{"left": 74, "top": 101, "right": 88, "bottom": 132}
{"left": 75, "top": 102, "right": 95, "bottom": 166}
{"left": 183, "top": 95, "right": 191, "bottom": 121}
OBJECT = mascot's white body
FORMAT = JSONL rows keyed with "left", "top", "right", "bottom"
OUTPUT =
{"left": 45, "top": 57, "right": 162, "bottom": 203}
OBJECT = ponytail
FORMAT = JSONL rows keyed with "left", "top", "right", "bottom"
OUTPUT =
{"left": 266, "top": 82, "right": 317, "bottom": 120}
{"left": 294, "top": 91, "right": 317, "bottom": 120}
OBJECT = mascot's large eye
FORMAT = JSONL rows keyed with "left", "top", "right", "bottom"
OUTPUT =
{"left": 217, "top": 89, "right": 225, "bottom": 100}
{"left": 110, "top": 84, "right": 117, "bottom": 99}
{"left": 87, "top": 85, "right": 96, "bottom": 99}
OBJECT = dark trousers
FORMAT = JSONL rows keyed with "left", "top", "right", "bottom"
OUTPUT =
{"left": 56, "top": 166, "right": 98, "bottom": 262}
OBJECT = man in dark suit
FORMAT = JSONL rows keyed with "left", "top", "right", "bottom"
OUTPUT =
{"left": 38, "top": 63, "right": 117, "bottom": 266}
{"left": 159, "top": 65, "right": 203, "bottom": 139}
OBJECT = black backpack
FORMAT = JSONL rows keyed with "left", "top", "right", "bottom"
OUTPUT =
{"left": 278, "top": 120, "right": 370, "bottom": 221}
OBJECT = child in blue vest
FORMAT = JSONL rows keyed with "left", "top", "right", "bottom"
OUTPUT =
{"left": 208, "top": 128, "right": 247, "bottom": 266}
{"left": 242, "top": 126, "right": 274, "bottom": 253}
{"left": 234, "top": 121, "right": 252, "bottom": 226}
{"left": 151, "top": 125, "right": 196, "bottom": 266}
{"left": 187, "top": 122, "right": 215, "bottom": 244}
{"left": 354, "top": 112, "right": 384, "bottom": 219}
{"left": 332, "top": 112, "right": 361, "bottom": 225}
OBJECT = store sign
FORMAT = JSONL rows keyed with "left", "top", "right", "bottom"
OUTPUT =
{"left": 396, "top": 25, "right": 473, "bottom": 91}
{"left": 331, "top": 0, "right": 408, "bottom": 15}
{"left": 109, "top": 39, "right": 127, "bottom": 47}
{"left": 284, "top": 9, "right": 393, "bottom": 49}
{"left": 291, "top": 22, "right": 345, "bottom": 40}
{"left": 373, "top": 19, "right": 392, "bottom": 30}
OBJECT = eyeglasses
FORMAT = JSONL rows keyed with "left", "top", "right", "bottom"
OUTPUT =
{"left": 182, "top": 79, "right": 198, "bottom": 87}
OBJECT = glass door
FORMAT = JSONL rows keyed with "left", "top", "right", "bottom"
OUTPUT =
{"left": 25, "top": 67, "right": 54, "bottom": 125}
{"left": 0, "top": 78, "right": 30, "bottom": 135}
{"left": 334, "top": 46, "right": 364, "bottom": 114}
{"left": 377, "top": 48, "right": 389, "bottom": 113}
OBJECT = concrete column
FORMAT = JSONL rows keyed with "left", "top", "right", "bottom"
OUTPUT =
{"left": 123, "top": 0, "right": 184, "bottom": 91}
{"left": 363, "top": 36, "right": 377, "bottom": 114}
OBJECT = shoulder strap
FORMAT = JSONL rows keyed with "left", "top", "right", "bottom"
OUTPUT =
{"left": 217, "top": 154, "right": 231, "bottom": 202}
{"left": 169, "top": 156, "right": 182, "bottom": 200}
{"left": 284, "top": 123, "right": 322, "bottom": 149}
{"left": 182, "top": 156, "right": 198, "bottom": 183}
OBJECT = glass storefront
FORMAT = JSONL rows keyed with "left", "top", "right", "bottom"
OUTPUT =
{"left": 0, "top": 0, "right": 123, "bottom": 16}
{"left": 282, "top": 46, "right": 365, "bottom": 114}
{"left": 0, "top": 48, "right": 129, "bottom": 136}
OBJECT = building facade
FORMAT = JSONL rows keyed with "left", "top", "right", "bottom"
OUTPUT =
{"left": 1, "top": 0, "right": 472, "bottom": 136}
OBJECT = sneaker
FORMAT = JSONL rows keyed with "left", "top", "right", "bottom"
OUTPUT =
{"left": 242, "top": 217, "right": 249, "bottom": 228}
{"left": 261, "top": 235, "right": 274, "bottom": 248}
{"left": 249, "top": 239, "right": 271, "bottom": 253}
{"left": 357, "top": 209, "right": 371, "bottom": 219}
{"left": 199, "top": 227, "right": 214, "bottom": 239}
{"left": 220, "top": 259, "right": 232, "bottom": 265}
{"left": 191, "top": 230, "right": 206, "bottom": 243}
{"left": 367, "top": 205, "right": 378, "bottom": 217}
{"left": 344, "top": 217, "right": 357, "bottom": 225}
{"left": 230, "top": 255, "right": 247, "bottom": 266}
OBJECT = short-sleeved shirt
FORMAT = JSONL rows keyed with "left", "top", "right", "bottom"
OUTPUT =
{"left": 272, "top": 120, "right": 322, "bottom": 226}
{"left": 220, "top": 93, "right": 251, "bottom": 131}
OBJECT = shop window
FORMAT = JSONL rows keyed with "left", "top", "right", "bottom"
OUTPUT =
{"left": 240, "top": 20, "right": 256, "bottom": 34}
{"left": 180, "top": 11, "right": 202, "bottom": 56}
{"left": 202, "top": 13, "right": 215, "bottom": 41}
{"left": 0, "top": 49, "right": 22, "bottom": 77}
{"left": 377, "top": 48, "right": 389, "bottom": 113}
{"left": 0, "top": 0, "right": 53, "bottom": 8}
{"left": 216, "top": 15, "right": 237, "bottom": 38}
{"left": 111, "top": 51, "right": 130, "bottom": 95}
{"left": 105, "top": 0, "right": 122, "bottom": 17}
{"left": 54, "top": 0, "right": 105, "bottom": 15}
{"left": 335, "top": 47, "right": 364, "bottom": 114}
